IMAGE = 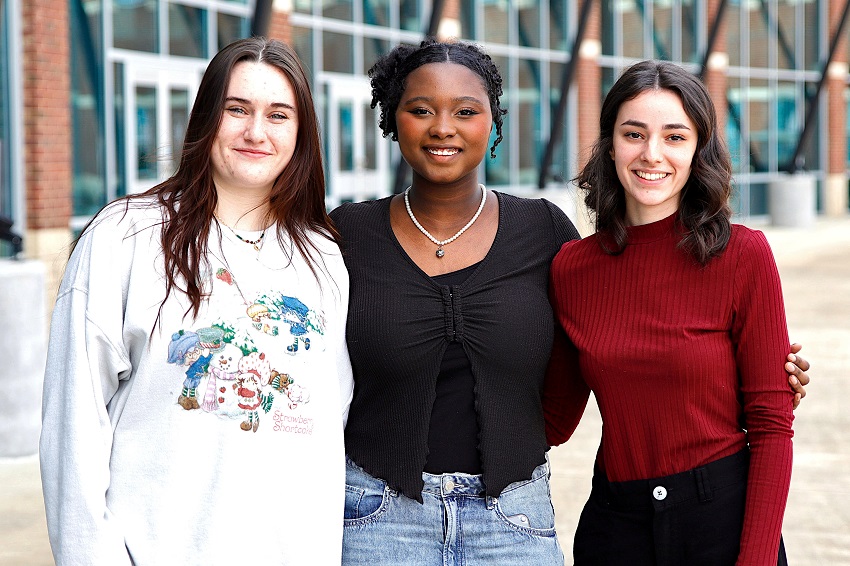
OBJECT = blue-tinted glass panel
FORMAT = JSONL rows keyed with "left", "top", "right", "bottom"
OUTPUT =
{"left": 170, "top": 88, "right": 189, "bottom": 174}
{"left": 400, "top": 0, "right": 421, "bottom": 32}
{"left": 748, "top": 78, "right": 769, "bottom": 173}
{"left": 621, "top": 0, "right": 645, "bottom": 58}
{"left": 0, "top": 0, "right": 9, "bottom": 221}
{"left": 363, "top": 37, "right": 389, "bottom": 75}
{"left": 73, "top": 0, "right": 106, "bottom": 216}
{"left": 549, "top": 0, "right": 570, "bottom": 51}
{"left": 459, "top": 2, "right": 476, "bottom": 39}
{"left": 727, "top": 3, "right": 742, "bottom": 67}
{"left": 136, "top": 86, "right": 158, "bottom": 181}
{"left": 804, "top": 0, "right": 818, "bottom": 71}
{"left": 324, "top": 0, "right": 353, "bottom": 21}
{"left": 291, "top": 26, "right": 313, "bottom": 85}
{"left": 169, "top": 4, "right": 206, "bottom": 58}
{"left": 517, "top": 2, "right": 541, "bottom": 49}
{"left": 217, "top": 13, "right": 249, "bottom": 51}
{"left": 323, "top": 31, "right": 353, "bottom": 73}
{"left": 727, "top": 78, "right": 745, "bottom": 173}
{"left": 548, "top": 61, "right": 569, "bottom": 184}
{"left": 776, "top": 81, "right": 798, "bottom": 169}
{"left": 113, "top": 0, "right": 157, "bottom": 53}
{"left": 517, "top": 58, "right": 541, "bottom": 184}
{"left": 600, "top": 0, "right": 615, "bottom": 56}
{"left": 483, "top": 3, "right": 508, "bottom": 44}
{"left": 749, "top": 182, "right": 768, "bottom": 216}
{"left": 338, "top": 102, "right": 354, "bottom": 171}
{"left": 113, "top": 62, "right": 125, "bottom": 198}
{"left": 652, "top": 0, "right": 673, "bottom": 61}
{"left": 363, "top": 0, "right": 390, "bottom": 26}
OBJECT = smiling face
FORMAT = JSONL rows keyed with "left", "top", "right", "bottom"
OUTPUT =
{"left": 394, "top": 62, "right": 493, "bottom": 188}
{"left": 610, "top": 88, "right": 698, "bottom": 226}
{"left": 210, "top": 61, "right": 299, "bottom": 199}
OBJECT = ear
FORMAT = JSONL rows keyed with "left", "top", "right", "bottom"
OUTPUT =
{"left": 609, "top": 148, "right": 615, "bottom": 160}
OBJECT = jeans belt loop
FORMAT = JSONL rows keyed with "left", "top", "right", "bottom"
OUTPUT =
{"left": 695, "top": 466, "right": 712, "bottom": 502}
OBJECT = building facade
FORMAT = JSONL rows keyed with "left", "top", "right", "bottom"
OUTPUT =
{"left": 2, "top": 0, "right": 849, "bottom": 275}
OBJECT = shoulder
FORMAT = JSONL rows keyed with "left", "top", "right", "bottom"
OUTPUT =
{"left": 728, "top": 224, "right": 775, "bottom": 262}
{"left": 77, "top": 197, "right": 163, "bottom": 252}
{"left": 329, "top": 197, "right": 390, "bottom": 227}
{"left": 496, "top": 192, "right": 580, "bottom": 244}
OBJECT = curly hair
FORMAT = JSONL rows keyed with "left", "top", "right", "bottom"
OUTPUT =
{"left": 75, "top": 37, "right": 337, "bottom": 328}
{"left": 367, "top": 37, "right": 508, "bottom": 158}
{"left": 576, "top": 60, "right": 733, "bottom": 265}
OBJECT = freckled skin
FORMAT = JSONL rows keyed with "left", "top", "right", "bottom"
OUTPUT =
{"left": 210, "top": 61, "right": 299, "bottom": 202}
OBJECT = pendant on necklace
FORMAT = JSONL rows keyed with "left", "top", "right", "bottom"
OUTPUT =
{"left": 252, "top": 244, "right": 260, "bottom": 252}
{"left": 436, "top": 247, "right": 445, "bottom": 258}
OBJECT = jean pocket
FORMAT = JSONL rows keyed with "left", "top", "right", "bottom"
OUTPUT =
{"left": 493, "top": 472, "right": 557, "bottom": 537}
{"left": 343, "top": 461, "right": 392, "bottom": 525}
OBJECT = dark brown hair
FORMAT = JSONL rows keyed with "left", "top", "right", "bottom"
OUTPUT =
{"left": 77, "top": 37, "right": 337, "bottom": 325}
{"left": 577, "top": 60, "right": 732, "bottom": 264}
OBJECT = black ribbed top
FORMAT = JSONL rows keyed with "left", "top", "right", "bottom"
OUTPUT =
{"left": 331, "top": 192, "right": 579, "bottom": 500}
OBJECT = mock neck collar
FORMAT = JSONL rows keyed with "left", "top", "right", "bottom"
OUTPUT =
{"left": 625, "top": 212, "right": 680, "bottom": 244}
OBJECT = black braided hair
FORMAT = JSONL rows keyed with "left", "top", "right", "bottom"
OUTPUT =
{"left": 367, "top": 37, "right": 507, "bottom": 158}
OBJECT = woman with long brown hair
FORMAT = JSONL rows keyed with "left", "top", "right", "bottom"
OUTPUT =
{"left": 40, "top": 37, "right": 353, "bottom": 565}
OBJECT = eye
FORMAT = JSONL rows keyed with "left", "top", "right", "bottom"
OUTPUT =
{"left": 226, "top": 106, "right": 248, "bottom": 115}
{"left": 668, "top": 133, "right": 687, "bottom": 142}
{"left": 624, "top": 131, "right": 643, "bottom": 140}
{"left": 269, "top": 112, "right": 288, "bottom": 121}
{"left": 457, "top": 108, "right": 479, "bottom": 117}
{"left": 408, "top": 107, "right": 431, "bottom": 116}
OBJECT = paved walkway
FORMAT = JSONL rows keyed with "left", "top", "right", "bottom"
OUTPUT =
{"left": 2, "top": 216, "right": 849, "bottom": 565}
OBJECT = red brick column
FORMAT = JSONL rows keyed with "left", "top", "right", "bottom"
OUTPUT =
{"left": 825, "top": 0, "right": 848, "bottom": 215}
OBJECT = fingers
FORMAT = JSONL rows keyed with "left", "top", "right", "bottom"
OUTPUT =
{"left": 792, "top": 392, "right": 802, "bottom": 410}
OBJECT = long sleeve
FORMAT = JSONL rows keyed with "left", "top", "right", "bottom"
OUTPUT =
{"left": 543, "top": 323, "right": 591, "bottom": 447}
{"left": 732, "top": 231, "right": 794, "bottom": 565}
{"left": 40, "top": 218, "right": 134, "bottom": 565}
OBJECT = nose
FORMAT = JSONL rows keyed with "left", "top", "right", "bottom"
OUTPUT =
{"left": 429, "top": 111, "right": 456, "bottom": 139}
{"left": 243, "top": 115, "right": 266, "bottom": 142}
{"left": 641, "top": 136, "right": 662, "bottom": 163}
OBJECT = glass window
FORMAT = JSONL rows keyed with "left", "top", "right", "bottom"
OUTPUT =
{"left": 169, "top": 88, "right": 189, "bottom": 175}
{"left": 517, "top": 1, "right": 541, "bottom": 49}
{"left": 113, "top": 62, "right": 125, "bottom": 198}
{"left": 363, "top": 37, "right": 389, "bottom": 75}
{"left": 748, "top": 78, "right": 770, "bottom": 173}
{"left": 517, "top": 58, "right": 541, "bottom": 184}
{"left": 136, "top": 86, "right": 158, "bottom": 181}
{"left": 218, "top": 12, "right": 249, "bottom": 52}
{"left": 0, "top": 0, "right": 10, "bottom": 221}
{"left": 399, "top": 0, "right": 421, "bottom": 32}
{"left": 363, "top": 0, "right": 390, "bottom": 26}
{"left": 459, "top": 2, "right": 477, "bottom": 39}
{"left": 324, "top": 0, "right": 352, "bottom": 21}
{"left": 776, "top": 80, "right": 799, "bottom": 168}
{"left": 775, "top": 1, "right": 798, "bottom": 70}
{"left": 727, "top": 77, "right": 744, "bottom": 173}
{"left": 727, "top": 3, "right": 742, "bottom": 67}
{"left": 652, "top": 0, "right": 673, "bottom": 61}
{"left": 621, "top": 1, "right": 646, "bottom": 59}
{"left": 72, "top": 0, "right": 106, "bottom": 216}
{"left": 324, "top": 31, "right": 353, "bottom": 73}
{"left": 748, "top": 4, "right": 768, "bottom": 68}
{"left": 113, "top": 0, "right": 158, "bottom": 53}
{"left": 803, "top": 0, "right": 818, "bottom": 71}
{"left": 483, "top": 2, "right": 509, "bottom": 45}
{"left": 548, "top": 0, "right": 570, "bottom": 51}
{"left": 169, "top": 4, "right": 207, "bottom": 58}
{"left": 680, "top": 0, "right": 697, "bottom": 63}
{"left": 291, "top": 26, "right": 313, "bottom": 85}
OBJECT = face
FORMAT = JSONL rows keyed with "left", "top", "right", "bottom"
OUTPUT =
{"left": 395, "top": 62, "right": 493, "bottom": 188}
{"left": 210, "top": 61, "right": 299, "bottom": 198}
{"left": 609, "top": 89, "right": 698, "bottom": 226}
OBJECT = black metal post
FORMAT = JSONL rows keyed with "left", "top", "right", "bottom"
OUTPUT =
{"left": 537, "top": 0, "right": 594, "bottom": 189}
{"left": 250, "top": 0, "right": 274, "bottom": 38}
{"left": 786, "top": 0, "right": 850, "bottom": 173}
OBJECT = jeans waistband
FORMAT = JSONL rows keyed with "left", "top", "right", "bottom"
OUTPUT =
{"left": 421, "top": 459, "right": 550, "bottom": 497}
{"left": 593, "top": 449, "right": 749, "bottom": 509}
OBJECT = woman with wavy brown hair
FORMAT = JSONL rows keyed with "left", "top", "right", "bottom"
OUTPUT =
{"left": 547, "top": 60, "right": 795, "bottom": 565}
{"left": 40, "top": 37, "right": 353, "bottom": 565}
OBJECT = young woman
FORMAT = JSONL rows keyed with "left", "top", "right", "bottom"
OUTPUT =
{"left": 39, "top": 38, "right": 353, "bottom": 565}
{"left": 331, "top": 41, "right": 807, "bottom": 565}
{"left": 547, "top": 60, "right": 795, "bottom": 565}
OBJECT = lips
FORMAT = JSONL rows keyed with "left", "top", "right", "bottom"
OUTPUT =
{"left": 635, "top": 170, "right": 669, "bottom": 181}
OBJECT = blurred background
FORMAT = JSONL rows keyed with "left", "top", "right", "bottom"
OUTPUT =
{"left": 1, "top": 1, "right": 848, "bottom": 563}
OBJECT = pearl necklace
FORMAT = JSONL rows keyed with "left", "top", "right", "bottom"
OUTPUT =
{"left": 404, "top": 185, "right": 487, "bottom": 258}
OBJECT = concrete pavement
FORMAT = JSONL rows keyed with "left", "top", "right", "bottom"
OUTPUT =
{"left": 2, "top": 215, "right": 849, "bottom": 565}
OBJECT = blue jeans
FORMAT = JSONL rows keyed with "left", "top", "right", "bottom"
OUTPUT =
{"left": 342, "top": 457, "right": 564, "bottom": 565}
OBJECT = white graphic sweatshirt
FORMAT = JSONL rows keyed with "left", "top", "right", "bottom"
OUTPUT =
{"left": 40, "top": 199, "right": 353, "bottom": 565}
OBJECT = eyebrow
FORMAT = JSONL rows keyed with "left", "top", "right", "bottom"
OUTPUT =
{"left": 401, "top": 95, "right": 486, "bottom": 106}
{"left": 225, "top": 96, "right": 295, "bottom": 111}
{"left": 620, "top": 118, "right": 691, "bottom": 130}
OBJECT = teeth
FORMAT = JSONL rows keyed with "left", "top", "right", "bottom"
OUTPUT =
{"left": 427, "top": 148, "right": 459, "bottom": 156}
{"left": 635, "top": 171, "right": 668, "bottom": 181}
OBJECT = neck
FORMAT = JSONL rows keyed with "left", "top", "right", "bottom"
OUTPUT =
{"left": 407, "top": 180, "right": 484, "bottom": 223}
{"left": 214, "top": 189, "right": 271, "bottom": 230}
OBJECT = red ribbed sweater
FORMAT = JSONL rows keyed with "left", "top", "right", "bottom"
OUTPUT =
{"left": 546, "top": 213, "right": 794, "bottom": 566}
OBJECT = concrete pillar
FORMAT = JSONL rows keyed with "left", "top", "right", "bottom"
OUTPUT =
{"left": 824, "top": 174, "right": 849, "bottom": 217}
{"left": 0, "top": 260, "right": 47, "bottom": 456}
{"left": 768, "top": 174, "right": 817, "bottom": 228}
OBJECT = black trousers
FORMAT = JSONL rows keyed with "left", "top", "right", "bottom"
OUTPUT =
{"left": 573, "top": 450, "right": 788, "bottom": 565}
